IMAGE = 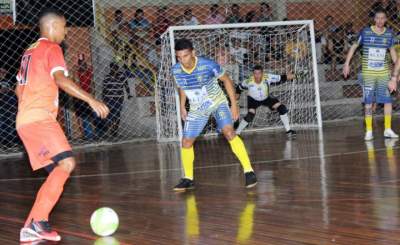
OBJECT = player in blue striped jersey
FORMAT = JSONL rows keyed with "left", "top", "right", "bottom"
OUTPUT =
{"left": 343, "top": 8, "right": 398, "bottom": 141}
{"left": 172, "top": 39, "right": 257, "bottom": 191}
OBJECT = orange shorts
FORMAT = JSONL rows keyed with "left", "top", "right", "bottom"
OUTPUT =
{"left": 17, "top": 120, "right": 72, "bottom": 171}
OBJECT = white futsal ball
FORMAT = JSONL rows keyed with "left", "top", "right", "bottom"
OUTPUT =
{"left": 90, "top": 207, "right": 119, "bottom": 237}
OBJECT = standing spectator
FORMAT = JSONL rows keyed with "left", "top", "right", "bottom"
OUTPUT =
{"left": 182, "top": 8, "right": 199, "bottom": 26}
{"left": 126, "top": 54, "right": 155, "bottom": 93}
{"left": 205, "top": 4, "right": 225, "bottom": 24}
{"left": 147, "top": 39, "right": 162, "bottom": 70}
{"left": 102, "top": 63, "right": 132, "bottom": 138}
{"left": 229, "top": 37, "right": 249, "bottom": 81}
{"left": 328, "top": 27, "right": 348, "bottom": 72}
{"left": 225, "top": 4, "right": 243, "bottom": 24}
{"left": 152, "top": 6, "right": 170, "bottom": 40}
{"left": 74, "top": 54, "right": 95, "bottom": 140}
{"left": 0, "top": 68, "right": 18, "bottom": 149}
{"left": 130, "top": 8, "right": 151, "bottom": 38}
{"left": 257, "top": 3, "right": 273, "bottom": 22}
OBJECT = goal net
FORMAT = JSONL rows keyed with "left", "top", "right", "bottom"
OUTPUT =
{"left": 156, "top": 21, "right": 322, "bottom": 141}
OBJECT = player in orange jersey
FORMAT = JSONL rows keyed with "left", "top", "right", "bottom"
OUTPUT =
{"left": 17, "top": 9, "right": 109, "bottom": 242}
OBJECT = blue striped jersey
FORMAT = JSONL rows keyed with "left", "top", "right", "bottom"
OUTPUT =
{"left": 357, "top": 26, "right": 395, "bottom": 76}
{"left": 172, "top": 57, "right": 227, "bottom": 111}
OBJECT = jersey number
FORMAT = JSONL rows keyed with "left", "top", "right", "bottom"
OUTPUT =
{"left": 19, "top": 54, "right": 32, "bottom": 85}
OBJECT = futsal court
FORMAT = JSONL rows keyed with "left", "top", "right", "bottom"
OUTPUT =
{"left": 0, "top": 119, "right": 399, "bottom": 245}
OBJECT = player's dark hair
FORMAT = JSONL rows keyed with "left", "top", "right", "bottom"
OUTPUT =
{"left": 175, "top": 39, "right": 194, "bottom": 51}
{"left": 39, "top": 8, "right": 64, "bottom": 22}
{"left": 374, "top": 7, "right": 387, "bottom": 17}
{"left": 136, "top": 8, "right": 144, "bottom": 14}
{"left": 253, "top": 65, "right": 263, "bottom": 71}
{"left": 115, "top": 9, "right": 123, "bottom": 15}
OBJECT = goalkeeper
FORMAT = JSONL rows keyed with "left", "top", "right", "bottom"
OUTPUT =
{"left": 235, "top": 65, "right": 296, "bottom": 137}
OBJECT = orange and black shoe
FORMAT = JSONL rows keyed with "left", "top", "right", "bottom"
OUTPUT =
{"left": 20, "top": 220, "right": 61, "bottom": 242}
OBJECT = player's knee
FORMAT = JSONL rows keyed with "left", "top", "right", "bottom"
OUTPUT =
{"left": 182, "top": 138, "right": 195, "bottom": 148}
{"left": 244, "top": 112, "right": 255, "bottom": 123}
{"left": 58, "top": 157, "right": 76, "bottom": 173}
{"left": 222, "top": 125, "right": 236, "bottom": 141}
{"left": 277, "top": 104, "right": 288, "bottom": 115}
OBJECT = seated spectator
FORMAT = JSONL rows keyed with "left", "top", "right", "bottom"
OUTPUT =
{"left": 325, "top": 15, "right": 338, "bottom": 33}
{"left": 225, "top": 4, "right": 243, "bottom": 23}
{"left": 112, "top": 22, "right": 134, "bottom": 51}
{"left": 152, "top": 6, "right": 170, "bottom": 39}
{"left": 328, "top": 27, "right": 348, "bottom": 72}
{"left": 321, "top": 15, "right": 338, "bottom": 64}
{"left": 244, "top": 11, "right": 257, "bottom": 23}
{"left": 344, "top": 22, "right": 356, "bottom": 46}
{"left": 110, "top": 9, "right": 125, "bottom": 34}
{"left": 182, "top": 8, "right": 199, "bottom": 26}
{"left": 205, "top": 4, "right": 225, "bottom": 24}
{"left": 130, "top": 8, "right": 151, "bottom": 38}
{"left": 256, "top": 3, "right": 273, "bottom": 22}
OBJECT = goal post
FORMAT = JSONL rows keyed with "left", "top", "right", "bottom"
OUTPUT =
{"left": 156, "top": 20, "right": 322, "bottom": 142}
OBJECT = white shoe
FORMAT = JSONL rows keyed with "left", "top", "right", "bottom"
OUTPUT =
{"left": 384, "top": 129, "right": 399, "bottom": 138}
{"left": 364, "top": 131, "right": 373, "bottom": 141}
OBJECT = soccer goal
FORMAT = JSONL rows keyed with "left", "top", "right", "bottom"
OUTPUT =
{"left": 156, "top": 20, "right": 321, "bottom": 142}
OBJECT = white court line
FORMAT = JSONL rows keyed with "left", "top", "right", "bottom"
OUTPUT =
{"left": 0, "top": 145, "right": 398, "bottom": 182}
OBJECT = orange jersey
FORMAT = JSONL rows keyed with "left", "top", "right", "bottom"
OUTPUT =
{"left": 16, "top": 38, "right": 69, "bottom": 129}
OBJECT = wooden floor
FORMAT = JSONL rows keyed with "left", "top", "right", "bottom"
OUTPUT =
{"left": 2, "top": 119, "right": 400, "bottom": 244}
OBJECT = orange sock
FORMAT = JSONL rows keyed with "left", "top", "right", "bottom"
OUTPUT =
{"left": 25, "top": 167, "right": 70, "bottom": 226}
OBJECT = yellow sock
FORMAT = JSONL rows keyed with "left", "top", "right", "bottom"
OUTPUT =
{"left": 385, "top": 115, "right": 391, "bottom": 130}
{"left": 229, "top": 136, "right": 253, "bottom": 173}
{"left": 181, "top": 147, "right": 194, "bottom": 180}
{"left": 365, "top": 116, "right": 372, "bottom": 132}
